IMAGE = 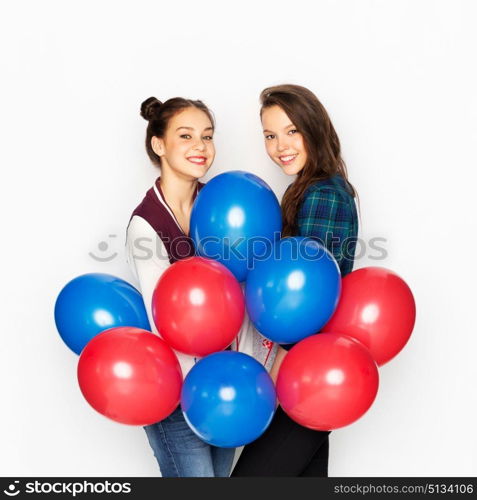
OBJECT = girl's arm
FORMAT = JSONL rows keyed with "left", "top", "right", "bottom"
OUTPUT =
{"left": 268, "top": 345, "right": 288, "bottom": 384}
{"left": 125, "top": 215, "right": 171, "bottom": 333}
{"left": 297, "top": 185, "right": 358, "bottom": 275}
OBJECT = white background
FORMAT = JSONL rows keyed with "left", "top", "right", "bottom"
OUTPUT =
{"left": 1, "top": 0, "right": 476, "bottom": 477}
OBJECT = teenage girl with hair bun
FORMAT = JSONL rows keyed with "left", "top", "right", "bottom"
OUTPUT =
{"left": 126, "top": 96, "right": 276, "bottom": 477}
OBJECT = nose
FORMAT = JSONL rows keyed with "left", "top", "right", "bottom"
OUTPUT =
{"left": 276, "top": 135, "right": 291, "bottom": 152}
{"left": 193, "top": 138, "right": 206, "bottom": 152}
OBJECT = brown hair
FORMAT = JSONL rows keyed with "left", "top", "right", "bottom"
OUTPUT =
{"left": 140, "top": 96, "right": 215, "bottom": 167}
{"left": 260, "top": 84, "right": 360, "bottom": 237}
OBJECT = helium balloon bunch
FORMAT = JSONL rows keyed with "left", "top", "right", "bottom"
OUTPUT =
{"left": 55, "top": 170, "right": 416, "bottom": 444}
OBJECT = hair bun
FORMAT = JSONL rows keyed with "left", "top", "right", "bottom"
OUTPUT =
{"left": 140, "top": 97, "right": 163, "bottom": 121}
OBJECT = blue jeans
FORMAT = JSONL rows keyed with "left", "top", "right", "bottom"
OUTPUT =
{"left": 144, "top": 406, "right": 236, "bottom": 477}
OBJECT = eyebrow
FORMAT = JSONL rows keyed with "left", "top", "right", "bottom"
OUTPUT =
{"left": 263, "top": 123, "right": 294, "bottom": 133}
{"left": 176, "top": 126, "right": 214, "bottom": 132}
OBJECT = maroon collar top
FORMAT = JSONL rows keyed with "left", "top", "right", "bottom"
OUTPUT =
{"left": 129, "top": 177, "right": 205, "bottom": 264}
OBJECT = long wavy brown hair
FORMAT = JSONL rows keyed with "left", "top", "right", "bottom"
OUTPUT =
{"left": 260, "top": 84, "right": 359, "bottom": 237}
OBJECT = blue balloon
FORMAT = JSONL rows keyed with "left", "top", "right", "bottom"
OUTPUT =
{"left": 54, "top": 273, "right": 150, "bottom": 355}
{"left": 245, "top": 237, "right": 341, "bottom": 344}
{"left": 181, "top": 351, "right": 276, "bottom": 447}
{"left": 190, "top": 171, "right": 282, "bottom": 282}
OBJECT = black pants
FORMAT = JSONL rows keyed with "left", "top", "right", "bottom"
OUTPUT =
{"left": 231, "top": 406, "right": 330, "bottom": 477}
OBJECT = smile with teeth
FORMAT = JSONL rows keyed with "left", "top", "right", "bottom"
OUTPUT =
{"left": 279, "top": 154, "right": 297, "bottom": 164}
{"left": 187, "top": 156, "right": 207, "bottom": 165}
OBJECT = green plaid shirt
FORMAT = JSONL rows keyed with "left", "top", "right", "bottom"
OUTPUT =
{"left": 296, "top": 174, "right": 359, "bottom": 277}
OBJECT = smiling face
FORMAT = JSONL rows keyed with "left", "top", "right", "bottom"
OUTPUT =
{"left": 151, "top": 106, "right": 215, "bottom": 179}
{"left": 261, "top": 105, "right": 308, "bottom": 176}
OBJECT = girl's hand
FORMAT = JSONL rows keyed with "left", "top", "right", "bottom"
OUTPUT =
{"left": 269, "top": 345, "right": 288, "bottom": 385}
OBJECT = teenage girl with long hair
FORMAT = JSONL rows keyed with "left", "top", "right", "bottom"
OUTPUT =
{"left": 232, "top": 84, "right": 359, "bottom": 477}
{"left": 126, "top": 96, "right": 276, "bottom": 477}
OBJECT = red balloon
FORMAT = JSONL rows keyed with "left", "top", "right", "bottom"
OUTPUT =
{"left": 323, "top": 267, "right": 416, "bottom": 365}
{"left": 152, "top": 257, "right": 245, "bottom": 357}
{"left": 277, "top": 334, "right": 379, "bottom": 430}
{"left": 77, "top": 327, "right": 182, "bottom": 426}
